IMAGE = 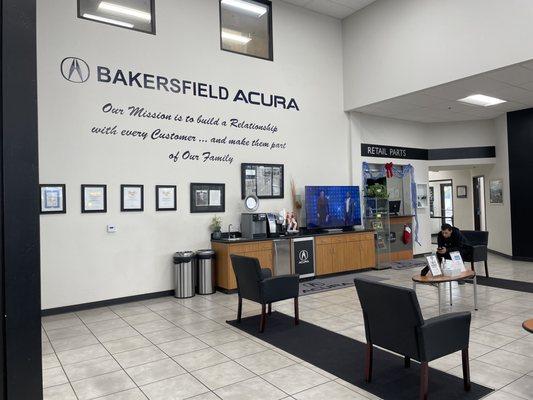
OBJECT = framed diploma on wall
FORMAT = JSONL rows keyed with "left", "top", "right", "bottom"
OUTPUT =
{"left": 156, "top": 185, "right": 177, "bottom": 211}
{"left": 121, "top": 184, "right": 144, "bottom": 212}
{"left": 40, "top": 184, "right": 66, "bottom": 214}
{"left": 241, "top": 163, "right": 284, "bottom": 199}
{"left": 81, "top": 184, "right": 107, "bottom": 213}
{"left": 190, "top": 183, "right": 225, "bottom": 213}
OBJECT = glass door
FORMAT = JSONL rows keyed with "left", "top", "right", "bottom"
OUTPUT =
{"left": 440, "top": 183, "right": 454, "bottom": 225}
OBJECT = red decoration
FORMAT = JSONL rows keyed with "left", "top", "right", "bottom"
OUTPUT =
{"left": 385, "top": 162, "right": 394, "bottom": 178}
{"left": 402, "top": 225, "right": 412, "bottom": 245}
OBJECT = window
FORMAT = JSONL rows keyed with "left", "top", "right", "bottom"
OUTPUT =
{"left": 78, "top": 0, "right": 155, "bottom": 34}
{"left": 220, "top": 0, "right": 273, "bottom": 61}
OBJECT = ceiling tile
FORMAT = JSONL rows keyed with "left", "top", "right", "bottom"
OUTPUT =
{"left": 457, "top": 75, "right": 510, "bottom": 93}
{"left": 281, "top": 0, "right": 313, "bottom": 7}
{"left": 485, "top": 65, "right": 533, "bottom": 86}
{"left": 331, "top": 0, "right": 375, "bottom": 10}
{"left": 305, "top": 0, "right": 355, "bottom": 18}
{"left": 396, "top": 93, "right": 449, "bottom": 107}
{"left": 423, "top": 84, "right": 473, "bottom": 102}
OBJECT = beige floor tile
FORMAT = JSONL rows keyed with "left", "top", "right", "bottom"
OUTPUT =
{"left": 192, "top": 360, "right": 255, "bottom": 390}
{"left": 293, "top": 381, "right": 368, "bottom": 400}
{"left": 114, "top": 346, "right": 168, "bottom": 369}
{"left": 43, "top": 383, "right": 77, "bottom": 400}
{"left": 71, "top": 370, "right": 135, "bottom": 400}
{"left": 215, "top": 376, "right": 286, "bottom": 400}
{"left": 261, "top": 364, "right": 330, "bottom": 395}
{"left": 235, "top": 350, "right": 296, "bottom": 375}
{"left": 173, "top": 348, "right": 230, "bottom": 372}
{"left": 63, "top": 355, "right": 121, "bottom": 382}
{"left": 42, "top": 366, "right": 69, "bottom": 388}
{"left": 125, "top": 358, "right": 186, "bottom": 386}
{"left": 140, "top": 373, "right": 209, "bottom": 400}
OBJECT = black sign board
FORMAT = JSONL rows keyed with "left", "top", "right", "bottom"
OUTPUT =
{"left": 361, "top": 143, "right": 428, "bottom": 160}
{"left": 293, "top": 239, "right": 315, "bottom": 276}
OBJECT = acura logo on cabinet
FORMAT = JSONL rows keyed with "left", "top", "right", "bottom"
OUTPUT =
{"left": 298, "top": 250, "right": 310, "bottom": 264}
{"left": 61, "top": 57, "right": 90, "bottom": 83}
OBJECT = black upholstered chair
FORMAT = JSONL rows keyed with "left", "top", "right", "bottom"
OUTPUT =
{"left": 354, "top": 276, "right": 471, "bottom": 400}
{"left": 230, "top": 254, "right": 299, "bottom": 332}
{"left": 462, "top": 230, "right": 489, "bottom": 277}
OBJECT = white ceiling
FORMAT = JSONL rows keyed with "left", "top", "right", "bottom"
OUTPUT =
{"left": 354, "top": 60, "right": 533, "bottom": 123}
{"left": 281, "top": 0, "right": 376, "bottom": 19}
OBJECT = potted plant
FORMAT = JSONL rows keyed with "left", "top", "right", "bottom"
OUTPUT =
{"left": 366, "top": 183, "right": 388, "bottom": 198}
{"left": 210, "top": 216, "right": 222, "bottom": 239}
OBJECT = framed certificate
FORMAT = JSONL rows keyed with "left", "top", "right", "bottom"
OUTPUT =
{"left": 426, "top": 255, "right": 442, "bottom": 276}
{"left": 81, "top": 184, "right": 107, "bottom": 213}
{"left": 156, "top": 185, "right": 177, "bottom": 211}
{"left": 190, "top": 183, "right": 225, "bottom": 213}
{"left": 40, "top": 184, "right": 66, "bottom": 214}
{"left": 121, "top": 184, "right": 144, "bottom": 212}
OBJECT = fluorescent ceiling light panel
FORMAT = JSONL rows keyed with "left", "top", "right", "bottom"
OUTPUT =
{"left": 457, "top": 94, "right": 506, "bottom": 107}
{"left": 221, "top": 0, "right": 267, "bottom": 17}
{"left": 82, "top": 13, "right": 134, "bottom": 28}
{"left": 222, "top": 30, "right": 251, "bottom": 44}
{"left": 98, "top": 1, "right": 151, "bottom": 21}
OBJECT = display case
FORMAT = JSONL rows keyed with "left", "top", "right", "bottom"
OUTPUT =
{"left": 363, "top": 197, "right": 391, "bottom": 269}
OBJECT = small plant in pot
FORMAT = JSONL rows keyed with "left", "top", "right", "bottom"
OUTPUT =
{"left": 210, "top": 216, "right": 222, "bottom": 239}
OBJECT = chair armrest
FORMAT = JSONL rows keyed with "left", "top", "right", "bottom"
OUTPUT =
{"left": 260, "top": 275, "right": 299, "bottom": 303}
{"left": 470, "top": 244, "right": 487, "bottom": 261}
{"left": 419, "top": 312, "right": 471, "bottom": 361}
{"left": 261, "top": 268, "right": 272, "bottom": 280}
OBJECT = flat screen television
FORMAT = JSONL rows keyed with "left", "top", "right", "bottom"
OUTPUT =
{"left": 305, "top": 186, "right": 361, "bottom": 229}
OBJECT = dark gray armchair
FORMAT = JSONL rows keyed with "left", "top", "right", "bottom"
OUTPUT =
{"left": 462, "top": 230, "right": 489, "bottom": 277}
{"left": 230, "top": 254, "right": 299, "bottom": 332}
{"left": 354, "top": 276, "right": 471, "bottom": 400}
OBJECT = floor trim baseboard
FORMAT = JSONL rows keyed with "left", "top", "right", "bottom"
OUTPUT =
{"left": 41, "top": 290, "right": 175, "bottom": 316}
{"left": 488, "top": 249, "right": 513, "bottom": 260}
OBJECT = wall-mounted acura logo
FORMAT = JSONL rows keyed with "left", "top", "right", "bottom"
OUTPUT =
{"left": 298, "top": 250, "right": 310, "bottom": 264}
{"left": 61, "top": 57, "right": 90, "bottom": 83}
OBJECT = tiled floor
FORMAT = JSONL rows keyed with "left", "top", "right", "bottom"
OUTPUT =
{"left": 42, "top": 254, "right": 533, "bottom": 400}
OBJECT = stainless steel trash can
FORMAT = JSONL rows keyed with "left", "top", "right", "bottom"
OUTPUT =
{"left": 173, "top": 251, "right": 196, "bottom": 298}
{"left": 196, "top": 249, "right": 215, "bottom": 295}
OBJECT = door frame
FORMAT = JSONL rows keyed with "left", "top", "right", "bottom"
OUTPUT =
{"left": 473, "top": 175, "right": 487, "bottom": 231}
{"left": 429, "top": 179, "right": 454, "bottom": 227}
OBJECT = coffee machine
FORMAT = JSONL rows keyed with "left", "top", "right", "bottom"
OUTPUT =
{"left": 241, "top": 213, "right": 268, "bottom": 239}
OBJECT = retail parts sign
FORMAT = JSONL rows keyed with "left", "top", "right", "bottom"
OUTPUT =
{"left": 59, "top": 56, "right": 300, "bottom": 111}
{"left": 361, "top": 143, "right": 429, "bottom": 160}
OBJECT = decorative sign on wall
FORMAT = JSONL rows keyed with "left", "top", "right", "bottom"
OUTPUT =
{"left": 241, "top": 163, "right": 284, "bottom": 199}
{"left": 489, "top": 179, "right": 504, "bottom": 204}
{"left": 190, "top": 183, "right": 225, "bottom": 213}
{"left": 361, "top": 143, "right": 428, "bottom": 160}
{"left": 40, "top": 184, "right": 66, "bottom": 214}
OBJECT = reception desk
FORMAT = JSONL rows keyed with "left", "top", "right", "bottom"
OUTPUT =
{"left": 212, "top": 230, "right": 376, "bottom": 291}
{"left": 388, "top": 215, "right": 414, "bottom": 261}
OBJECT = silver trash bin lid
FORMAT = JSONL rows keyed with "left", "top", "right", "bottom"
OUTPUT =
{"left": 173, "top": 251, "right": 196, "bottom": 263}
{"left": 196, "top": 249, "right": 215, "bottom": 259}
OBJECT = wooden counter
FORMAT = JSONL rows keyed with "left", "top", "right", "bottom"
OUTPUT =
{"left": 212, "top": 231, "right": 376, "bottom": 291}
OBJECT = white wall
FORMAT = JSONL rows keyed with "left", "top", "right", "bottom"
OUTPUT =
{"left": 350, "top": 112, "right": 511, "bottom": 255}
{"left": 38, "top": 0, "right": 349, "bottom": 309}
{"left": 342, "top": 0, "right": 533, "bottom": 110}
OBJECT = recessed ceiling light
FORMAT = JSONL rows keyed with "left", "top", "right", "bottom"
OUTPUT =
{"left": 98, "top": 2, "right": 151, "bottom": 21}
{"left": 457, "top": 94, "right": 506, "bottom": 107}
{"left": 222, "top": 30, "right": 251, "bottom": 44}
{"left": 221, "top": 0, "right": 268, "bottom": 17}
{"left": 82, "top": 13, "right": 134, "bottom": 28}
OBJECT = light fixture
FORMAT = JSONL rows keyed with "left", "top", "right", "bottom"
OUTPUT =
{"left": 222, "top": 30, "right": 251, "bottom": 44}
{"left": 98, "top": 1, "right": 151, "bottom": 21}
{"left": 221, "top": 0, "right": 267, "bottom": 17}
{"left": 82, "top": 13, "right": 134, "bottom": 28}
{"left": 457, "top": 94, "right": 506, "bottom": 107}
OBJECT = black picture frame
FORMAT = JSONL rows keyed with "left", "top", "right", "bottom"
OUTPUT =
{"left": 241, "top": 163, "right": 284, "bottom": 199}
{"left": 77, "top": 0, "right": 156, "bottom": 35}
{"left": 457, "top": 185, "right": 468, "bottom": 198}
{"left": 39, "top": 184, "right": 67, "bottom": 214}
{"left": 219, "top": 0, "right": 273, "bottom": 61}
{"left": 156, "top": 185, "right": 177, "bottom": 211}
{"left": 190, "top": 183, "right": 225, "bottom": 213}
{"left": 81, "top": 184, "right": 107, "bottom": 213}
{"left": 120, "top": 184, "right": 144, "bottom": 212}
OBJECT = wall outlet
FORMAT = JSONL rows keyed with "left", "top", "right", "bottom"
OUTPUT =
{"left": 107, "top": 224, "right": 117, "bottom": 233}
